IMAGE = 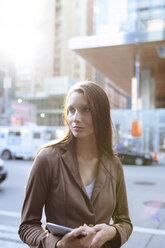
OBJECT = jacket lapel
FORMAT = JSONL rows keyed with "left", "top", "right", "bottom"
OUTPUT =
{"left": 60, "top": 140, "right": 84, "bottom": 189}
{"left": 91, "top": 154, "right": 109, "bottom": 204}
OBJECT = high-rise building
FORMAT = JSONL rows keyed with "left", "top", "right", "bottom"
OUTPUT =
{"left": 126, "top": 0, "right": 165, "bottom": 32}
{"left": 53, "top": 0, "right": 94, "bottom": 81}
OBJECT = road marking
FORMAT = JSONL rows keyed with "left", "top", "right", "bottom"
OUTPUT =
{"left": 0, "top": 231, "right": 18, "bottom": 240}
{"left": 0, "top": 210, "right": 20, "bottom": 218}
{"left": 134, "top": 226, "right": 165, "bottom": 235}
{"left": 0, "top": 225, "right": 20, "bottom": 243}
{"left": 1, "top": 210, "right": 165, "bottom": 237}
{"left": 0, "top": 225, "right": 18, "bottom": 233}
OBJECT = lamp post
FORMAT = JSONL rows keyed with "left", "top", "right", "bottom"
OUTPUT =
{"left": 135, "top": 54, "right": 140, "bottom": 106}
{"left": 131, "top": 45, "right": 143, "bottom": 152}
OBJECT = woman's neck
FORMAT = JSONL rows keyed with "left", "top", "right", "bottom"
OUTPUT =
{"left": 76, "top": 134, "right": 98, "bottom": 160}
{"left": 76, "top": 135, "right": 99, "bottom": 186}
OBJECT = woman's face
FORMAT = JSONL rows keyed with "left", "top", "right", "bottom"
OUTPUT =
{"left": 67, "top": 91, "right": 94, "bottom": 139}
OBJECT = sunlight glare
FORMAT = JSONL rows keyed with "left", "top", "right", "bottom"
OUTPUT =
{"left": 0, "top": 0, "right": 40, "bottom": 65}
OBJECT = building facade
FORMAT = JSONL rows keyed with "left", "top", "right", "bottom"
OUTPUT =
{"left": 53, "top": 0, "right": 94, "bottom": 81}
{"left": 70, "top": 0, "right": 165, "bottom": 109}
{"left": 93, "top": 0, "right": 130, "bottom": 109}
{"left": 69, "top": 0, "right": 165, "bottom": 156}
{"left": 24, "top": 76, "right": 75, "bottom": 126}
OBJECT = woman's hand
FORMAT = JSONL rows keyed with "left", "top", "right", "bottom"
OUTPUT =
{"left": 90, "top": 224, "right": 117, "bottom": 248}
{"left": 56, "top": 225, "right": 96, "bottom": 248}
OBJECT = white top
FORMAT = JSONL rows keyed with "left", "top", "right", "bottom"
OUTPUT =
{"left": 85, "top": 179, "right": 96, "bottom": 199}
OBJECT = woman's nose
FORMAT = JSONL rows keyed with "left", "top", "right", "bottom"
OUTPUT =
{"left": 73, "top": 110, "right": 81, "bottom": 121}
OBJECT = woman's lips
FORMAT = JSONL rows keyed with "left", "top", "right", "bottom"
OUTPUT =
{"left": 73, "top": 126, "right": 84, "bottom": 131}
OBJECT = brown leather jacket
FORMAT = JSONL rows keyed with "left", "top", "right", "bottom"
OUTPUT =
{"left": 18, "top": 140, "right": 132, "bottom": 248}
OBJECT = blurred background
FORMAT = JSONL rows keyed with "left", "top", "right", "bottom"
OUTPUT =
{"left": 0, "top": 0, "right": 165, "bottom": 160}
{"left": 0, "top": 0, "right": 165, "bottom": 247}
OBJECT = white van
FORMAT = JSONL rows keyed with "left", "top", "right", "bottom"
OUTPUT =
{"left": 0, "top": 125, "right": 58, "bottom": 160}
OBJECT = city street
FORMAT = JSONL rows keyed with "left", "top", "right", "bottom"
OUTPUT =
{"left": 0, "top": 159, "right": 165, "bottom": 248}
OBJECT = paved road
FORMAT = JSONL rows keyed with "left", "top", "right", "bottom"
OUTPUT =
{"left": 123, "top": 163, "right": 165, "bottom": 248}
{"left": 0, "top": 160, "right": 31, "bottom": 248}
{"left": 0, "top": 160, "right": 165, "bottom": 248}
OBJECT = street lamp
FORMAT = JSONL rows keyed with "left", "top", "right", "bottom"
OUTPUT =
{"left": 40, "top": 113, "right": 45, "bottom": 118}
{"left": 17, "top": 98, "right": 23, "bottom": 104}
{"left": 40, "top": 113, "right": 46, "bottom": 126}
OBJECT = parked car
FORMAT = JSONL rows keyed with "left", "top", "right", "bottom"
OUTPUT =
{"left": 115, "top": 145, "right": 153, "bottom": 165}
{"left": 0, "top": 158, "right": 8, "bottom": 184}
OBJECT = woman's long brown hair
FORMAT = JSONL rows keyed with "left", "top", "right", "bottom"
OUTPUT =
{"left": 40, "top": 81, "right": 115, "bottom": 157}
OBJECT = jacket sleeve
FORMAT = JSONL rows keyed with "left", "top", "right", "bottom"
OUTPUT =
{"left": 105, "top": 159, "right": 133, "bottom": 248}
{"left": 18, "top": 149, "right": 61, "bottom": 248}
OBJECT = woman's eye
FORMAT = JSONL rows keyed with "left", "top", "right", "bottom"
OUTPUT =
{"left": 82, "top": 107, "right": 90, "bottom": 112}
{"left": 68, "top": 107, "right": 75, "bottom": 114}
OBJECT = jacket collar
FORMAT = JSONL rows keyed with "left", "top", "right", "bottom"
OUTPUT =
{"left": 59, "top": 139, "right": 114, "bottom": 203}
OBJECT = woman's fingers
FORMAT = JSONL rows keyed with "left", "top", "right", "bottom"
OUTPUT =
{"left": 92, "top": 224, "right": 105, "bottom": 231}
{"left": 90, "top": 228, "right": 105, "bottom": 248}
{"left": 59, "top": 225, "right": 98, "bottom": 248}
{"left": 69, "top": 226, "right": 86, "bottom": 239}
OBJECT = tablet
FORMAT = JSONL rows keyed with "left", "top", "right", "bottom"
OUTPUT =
{"left": 46, "top": 222, "right": 87, "bottom": 238}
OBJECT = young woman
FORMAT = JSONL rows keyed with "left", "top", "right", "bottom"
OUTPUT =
{"left": 19, "top": 81, "right": 132, "bottom": 248}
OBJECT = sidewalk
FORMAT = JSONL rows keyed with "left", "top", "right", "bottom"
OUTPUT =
{"left": 157, "top": 153, "right": 165, "bottom": 165}
{"left": 0, "top": 240, "right": 28, "bottom": 248}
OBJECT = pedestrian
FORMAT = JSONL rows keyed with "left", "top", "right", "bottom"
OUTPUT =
{"left": 18, "top": 81, "right": 133, "bottom": 248}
